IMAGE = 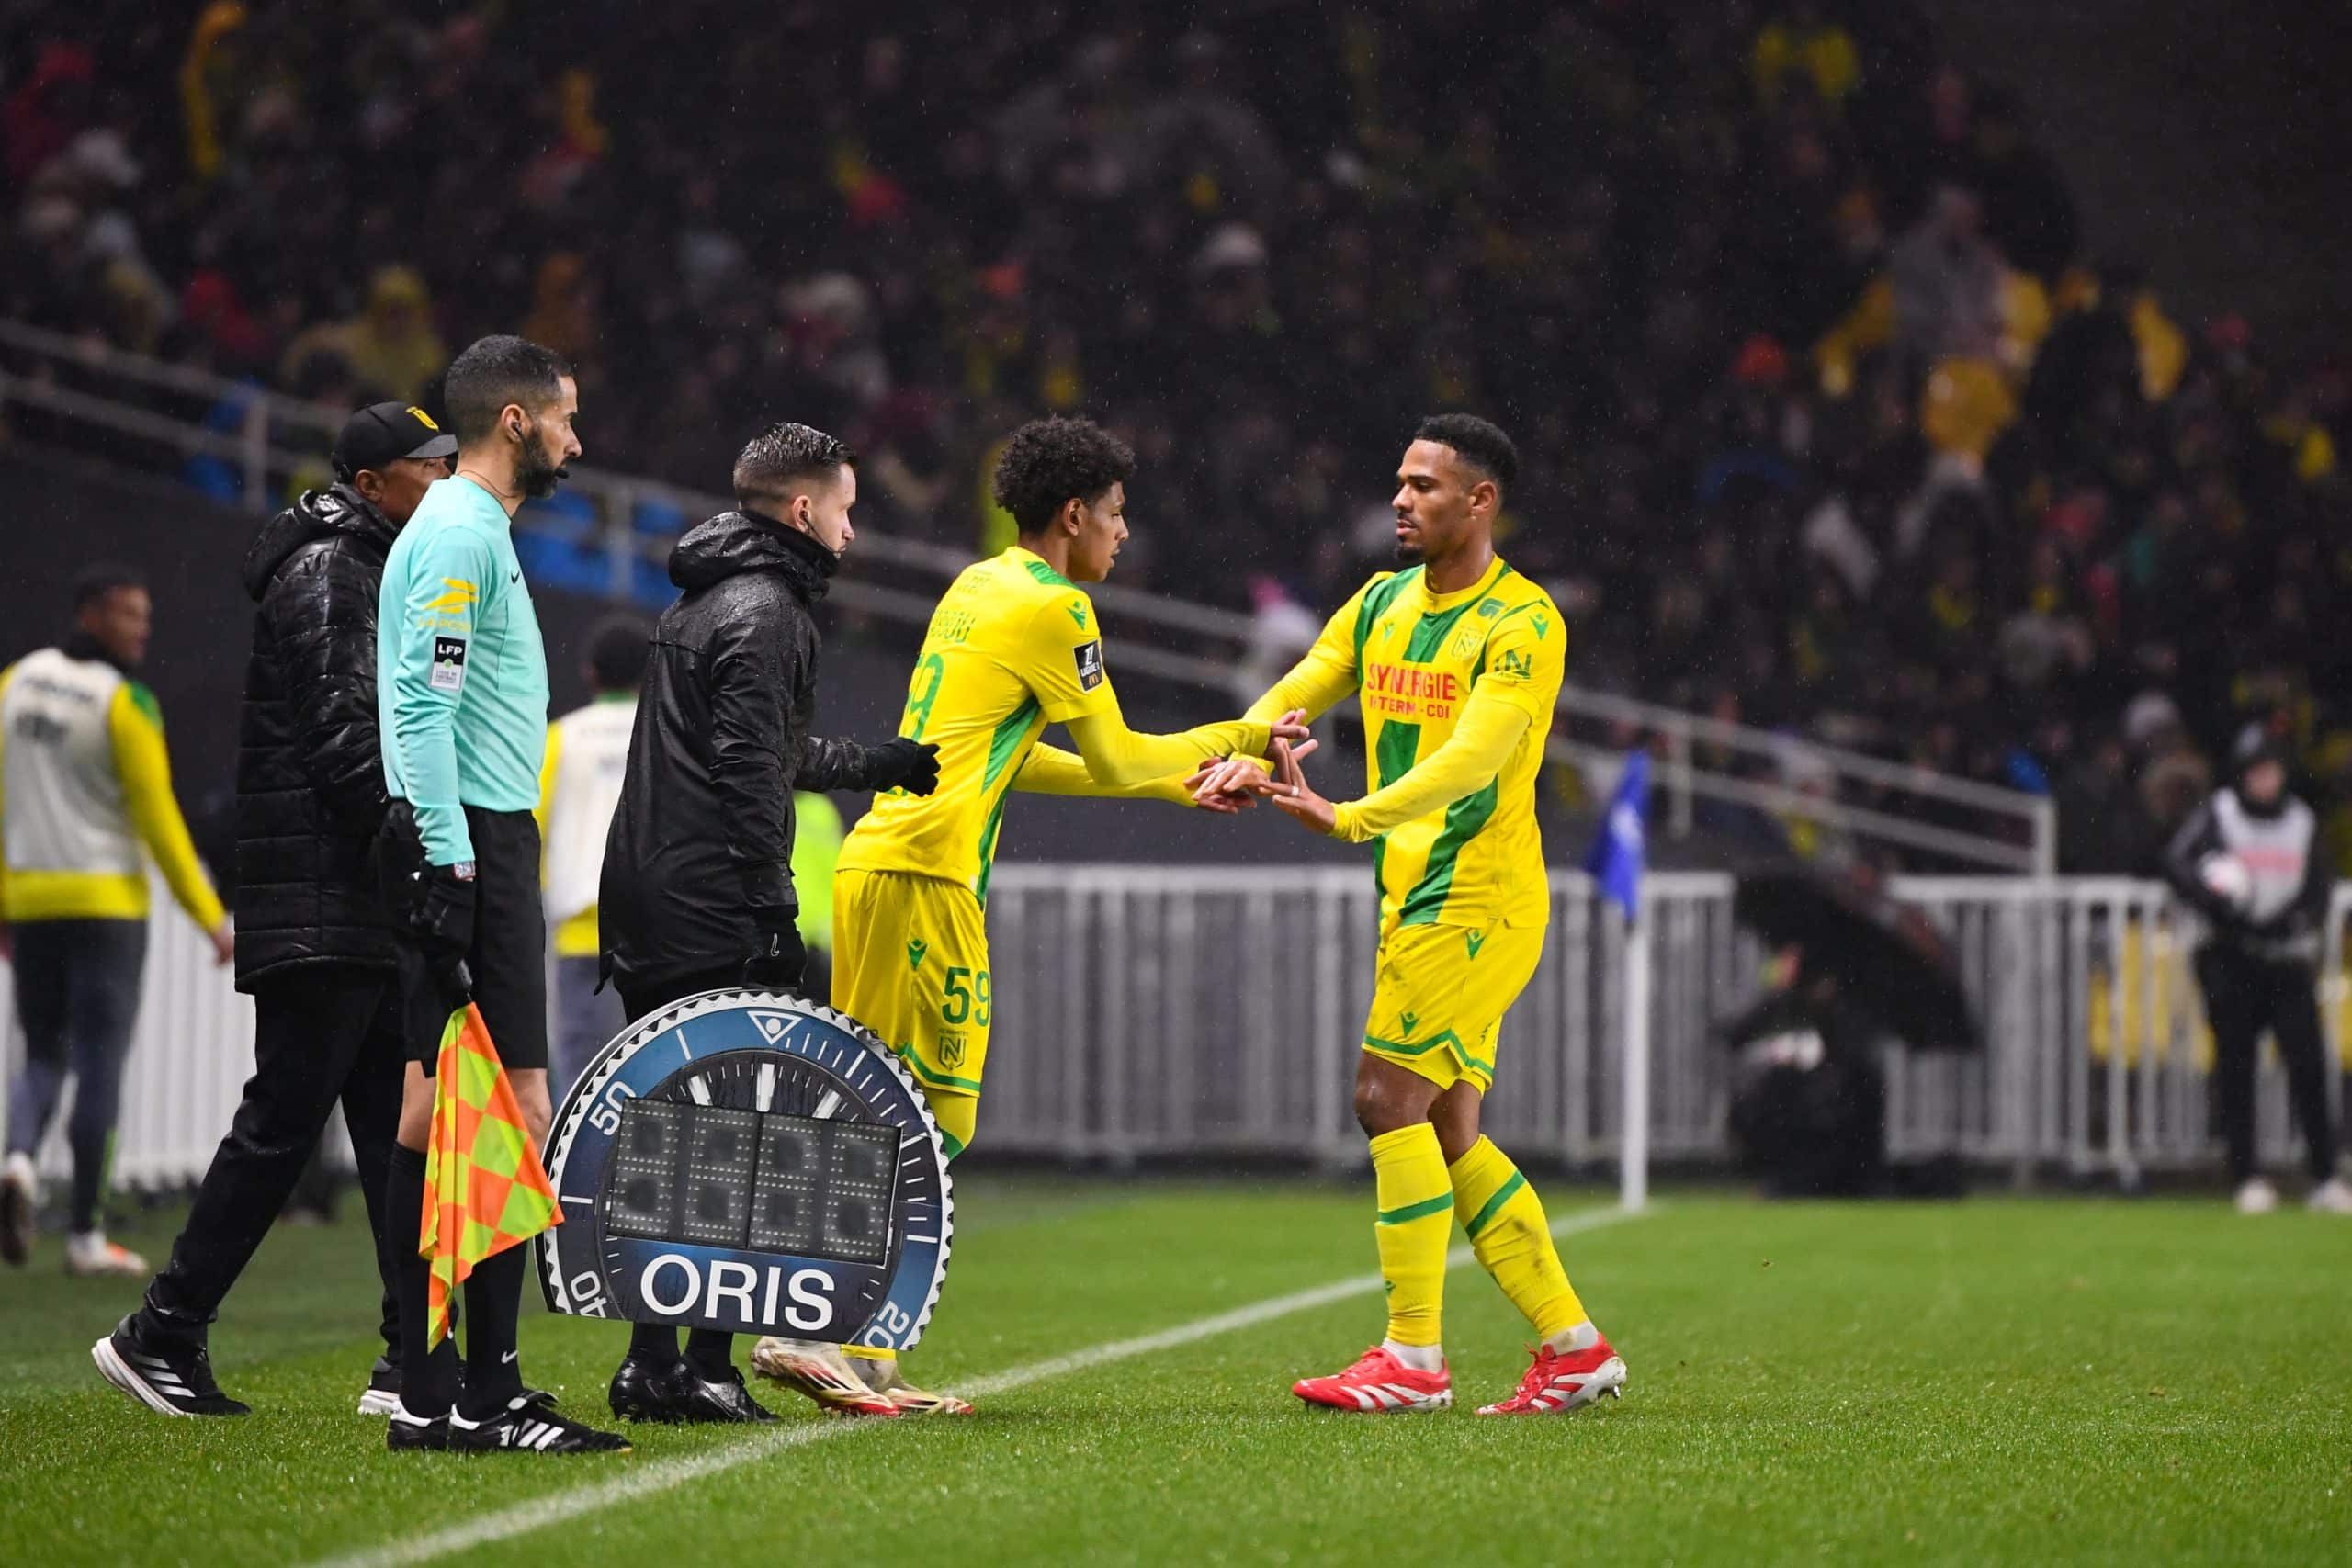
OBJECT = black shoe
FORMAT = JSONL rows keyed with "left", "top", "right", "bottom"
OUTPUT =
{"left": 673, "top": 1363, "right": 779, "bottom": 1423}
{"left": 387, "top": 1404, "right": 450, "bottom": 1451}
{"left": 608, "top": 1351, "right": 684, "bottom": 1423}
{"left": 448, "top": 1394, "right": 631, "bottom": 1454}
{"left": 359, "top": 1356, "right": 402, "bottom": 1416}
{"left": 91, "top": 1314, "right": 251, "bottom": 1417}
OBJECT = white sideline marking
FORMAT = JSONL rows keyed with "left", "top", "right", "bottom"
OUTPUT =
{"left": 310, "top": 1203, "right": 1651, "bottom": 1568}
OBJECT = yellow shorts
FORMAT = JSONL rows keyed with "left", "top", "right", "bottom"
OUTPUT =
{"left": 1360, "top": 921, "right": 1545, "bottom": 1093}
{"left": 831, "top": 868, "right": 990, "bottom": 1154}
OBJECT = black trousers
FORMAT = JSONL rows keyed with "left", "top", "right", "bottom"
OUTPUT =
{"left": 2196, "top": 945, "right": 2341, "bottom": 1184}
{"left": 141, "top": 964, "right": 404, "bottom": 1355}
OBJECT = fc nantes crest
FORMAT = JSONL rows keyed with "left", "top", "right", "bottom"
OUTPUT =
{"left": 538, "top": 990, "right": 954, "bottom": 1351}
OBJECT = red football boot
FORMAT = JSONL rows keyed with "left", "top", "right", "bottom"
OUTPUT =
{"left": 1292, "top": 1346, "right": 1453, "bottom": 1413}
{"left": 1477, "top": 1337, "right": 1628, "bottom": 1415}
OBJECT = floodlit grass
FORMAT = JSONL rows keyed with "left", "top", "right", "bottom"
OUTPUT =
{"left": 3, "top": 1175, "right": 2348, "bottom": 1566}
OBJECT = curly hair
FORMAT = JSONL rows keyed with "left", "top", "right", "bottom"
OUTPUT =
{"left": 1412, "top": 412, "right": 1519, "bottom": 496}
{"left": 733, "top": 422, "right": 856, "bottom": 507}
{"left": 990, "top": 416, "right": 1136, "bottom": 533}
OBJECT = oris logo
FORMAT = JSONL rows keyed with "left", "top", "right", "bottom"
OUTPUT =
{"left": 639, "top": 1254, "right": 839, "bottom": 1331}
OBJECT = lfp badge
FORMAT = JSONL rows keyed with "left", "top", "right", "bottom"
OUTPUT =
{"left": 537, "top": 990, "right": 952, "bottom": 1351}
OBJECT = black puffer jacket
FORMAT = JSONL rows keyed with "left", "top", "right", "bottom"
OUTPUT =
{"left": 232, "top": 484, "right": 400, "bottom": 988}
{"left": 601, "top": 512, "right": 894, "bottom": 993}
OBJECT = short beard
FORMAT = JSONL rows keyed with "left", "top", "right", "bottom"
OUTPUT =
{"left": 515, "top": 422, "right": 568, "bottom": 500}
{"left": 1392, "top": 540, "right": 1426, "bottom": 565}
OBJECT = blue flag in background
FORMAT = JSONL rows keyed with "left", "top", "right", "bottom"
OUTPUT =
{"left": 1583, "top": 750, "right": 1651, "bottom": 918}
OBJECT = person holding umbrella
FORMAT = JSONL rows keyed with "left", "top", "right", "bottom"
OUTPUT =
{"left": 2164, "top": 725, "right": 2352, "bottom": 1214}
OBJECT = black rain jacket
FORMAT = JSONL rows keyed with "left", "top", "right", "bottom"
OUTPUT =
{"left": 599, "top": 511, "right": 894, "bottom": 994}
{"left": 232, "top": 484, "right": 401, "bottom": 987}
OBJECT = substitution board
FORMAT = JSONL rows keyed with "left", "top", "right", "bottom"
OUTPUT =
{"left": 537, "top": 989, "right": 953, "bottom": 1351}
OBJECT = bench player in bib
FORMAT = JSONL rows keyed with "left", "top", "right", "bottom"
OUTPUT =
{"left": 1200, "top": 415, "right": 1626, "bottom": 1416}
{"left": 750, "top": 416, "right": 1304, "bottom": 1416}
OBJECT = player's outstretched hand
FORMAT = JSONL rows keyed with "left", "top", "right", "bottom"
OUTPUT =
{"left": 1268, "top": 735, "right": 1340, "bottom": 835}
{"left": 1190, "top": 733, "right": 1318, "bottom": 813}
{"left": 1269, "top": 709, "right": 1313, "bottom": 751}
{"left": 1184, "top": 760, "right": 1250, "bottom": 814}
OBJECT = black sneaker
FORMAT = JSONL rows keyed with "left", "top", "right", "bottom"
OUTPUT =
{"left": 448, "top": 1394, "right": 631, "bottom": 1454}
{"left": 608, "top": 1351, "right": 684, "bottom": 1423}
{"left": 387, "top": 1404, "right": 449, "bottom": 1451}
{"left": 359, "top": 1356, "right": 402, "bottom": 1416}
{"left": 91, "top": 1314, "right": 251, "bottom": 1417}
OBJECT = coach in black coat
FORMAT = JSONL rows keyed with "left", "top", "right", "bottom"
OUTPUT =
{"left": 232, "top": 482, "right": 404, "bottom": 981}
{"left": 599, "top": 491, "right": 938, "bottom": 1006}
{"left": 128, "top": 406, "right": 454, "bottom": 1389}
{"left": 596, "top": 424, "right": 938, "bottom": 1423}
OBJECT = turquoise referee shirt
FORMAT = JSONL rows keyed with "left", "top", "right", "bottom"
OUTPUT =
{"left": 377, "top": 475, "right": 550, "bottom": 865}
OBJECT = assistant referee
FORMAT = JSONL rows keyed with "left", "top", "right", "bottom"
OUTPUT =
{"left": 374, "top": 335, "right": 625, "bottom": 1455}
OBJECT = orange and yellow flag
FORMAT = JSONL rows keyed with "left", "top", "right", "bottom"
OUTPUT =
{"left": 419, "top": 1003, "right": 561, "bottom": 1348}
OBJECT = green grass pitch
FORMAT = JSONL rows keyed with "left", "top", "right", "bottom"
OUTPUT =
{"left": 3, "top": 1175, "right": 2349, "bottom": 1566}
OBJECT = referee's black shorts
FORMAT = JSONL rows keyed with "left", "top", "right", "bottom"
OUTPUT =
{"left": 390, "top": 805, "right": 548, "bottom": 1072}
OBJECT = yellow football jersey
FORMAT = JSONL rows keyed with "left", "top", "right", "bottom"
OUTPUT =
{"left": 1297, "top": 557, "right": 1566, "bottom": 930}
{"left": 839, "top": 547, "right": 1118, "bottom": 899}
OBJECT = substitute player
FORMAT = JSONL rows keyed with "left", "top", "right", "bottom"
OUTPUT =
{"left": 752, "top": 415, "right": 1301, "bottom": 1416}
{"left": 1204, "top": 414, "right": 1626, "bottom": 1416}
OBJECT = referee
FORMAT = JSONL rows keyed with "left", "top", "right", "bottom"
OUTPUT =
{"left": 374, "top": 335, "right": 625, "bottom": 1454}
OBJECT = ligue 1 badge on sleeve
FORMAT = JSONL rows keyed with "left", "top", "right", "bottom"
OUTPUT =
{"left": 537, "top": 990, "right": 953, "bottom": 1353}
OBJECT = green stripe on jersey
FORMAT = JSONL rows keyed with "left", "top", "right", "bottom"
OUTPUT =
{"left": 1374, "top": 721, "right": 1421, "bottom": 789}
{"left": 1403, "top": 601, "right": 1478, "bottom": 661}
{"left": 1352, "top": 570, "right": 1419, "bottom": 670}
{"left": 1023, "top": 559, "right": 1073, "bottom": 589}
{"left": 972, "top": 694, "right": 1042, "bottom": 903}
{"left": 1371, "top": 720, "right": 1421, "bottom": 905}
{"left": 1398, "top": 777, "right": 1501, "bottom": 926}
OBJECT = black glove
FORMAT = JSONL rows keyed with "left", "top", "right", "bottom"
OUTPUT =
{"left": 742, "top": 907, "right": 808, "bottom": 991}
{"left": 871, "top": 738, "right": 943, "bottom": 796}
{"left": 375, "top": 804, "right": 476, "bottom": 1009}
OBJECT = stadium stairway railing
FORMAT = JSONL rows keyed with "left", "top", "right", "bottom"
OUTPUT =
{"left": 6, "top": 870, "right": 2344, "bottom": 1197}
{"left": 0, "top": 319, "right": 2052, "bottom": 874}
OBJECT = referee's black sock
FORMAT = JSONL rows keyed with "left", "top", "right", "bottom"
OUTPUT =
{"left": 387, "top": 1143, "right": 453, "bottom": 1418}
{"left": 456, "top": 1247, "right": 526, "bottom": 1421}
{"left": 628, "top": 1322, "right": 684, "bottom": 1366}
{"left": 684, "top": 1329, "right": 736, "bottom": 1382}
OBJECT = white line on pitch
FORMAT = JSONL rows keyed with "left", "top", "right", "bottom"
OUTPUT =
{"left": 309, "top": 1203, "right": 1652, "bottom": 1568}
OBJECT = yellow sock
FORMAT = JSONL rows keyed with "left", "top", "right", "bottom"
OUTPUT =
{"left": 1369, "top": 1123, "right": 1453, "bottom": 1348}
{"left": 922, "top": 1089, "right": 976, "bottom": 1161}
{"left": 1449, "top": 1136, "right": 1588, "bottom": 1341}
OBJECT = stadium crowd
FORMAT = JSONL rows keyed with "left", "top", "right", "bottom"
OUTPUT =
{"left": 3, "top": 1, "right": 2348, "bottom": 874}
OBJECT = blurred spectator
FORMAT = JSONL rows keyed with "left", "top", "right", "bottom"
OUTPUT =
{"left": 277, "top": 266, "right": 446, "bottom": 403}
{"left": 6, "top": 4, "right": 2349, "bottom": 874}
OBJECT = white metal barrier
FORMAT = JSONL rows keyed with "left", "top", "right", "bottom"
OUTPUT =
{"left": 6, "top": 872, "right": 2347, "bottom": 1192}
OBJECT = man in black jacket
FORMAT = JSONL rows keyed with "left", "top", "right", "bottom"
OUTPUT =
{"left": 96, "top": 405, "right": 455, "bottom": 1417}
{"left": 2165, "top": 725, "right": 2352, "bottom": 1215}
{"left": 598, "top": 422, "right": 939, "bottom": 1424}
